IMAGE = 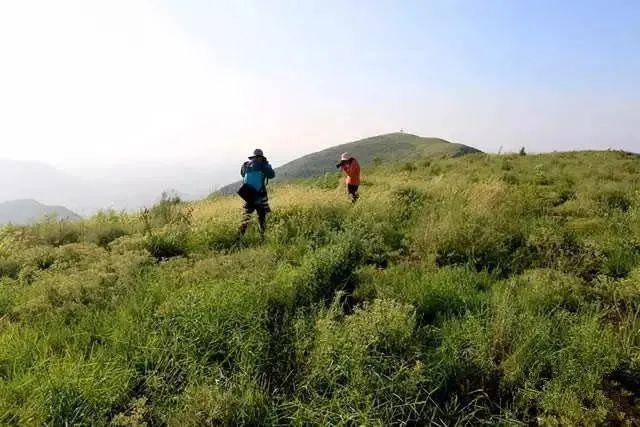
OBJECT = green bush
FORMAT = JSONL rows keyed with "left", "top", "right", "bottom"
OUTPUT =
{"left": 191, "top": 220, "right": 240, "bottom": 252}
{"left": 270, "top": 204, "right": 347, "bottom": 247}
{"left": 390, "top": 186, "right": 425, "bottom": 224}
{"left": 598, "top": 188, "right": 631, "bottom": 212}
{"left": 603, "top": 243, "right": 640, "bottom": 278}
{"left": 434, "top": 220, "right": 528, "bottom": 276}
{"left": 31, "top": 220, "right": 81, "bottom": 247}
{"left": 84, "top": 210, "right": 133, "bottom": 248}
{"left": 0, "top": 258, "right": 20, "bottom": 279}
{"left": 144, "top": 192, "right": 190, "bottom": 229}
{"left": 145, "top": 228, "right": 189, "bottom": 260}
{"left": 21, "top": 246, "right": 58, "bottom": 270}
{"left": 91, "top": 226, "right": 129, "bottom": 248}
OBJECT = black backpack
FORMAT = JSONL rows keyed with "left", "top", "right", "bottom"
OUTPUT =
{"left": 237, "top": 183, "right": 259, "bottom": 203}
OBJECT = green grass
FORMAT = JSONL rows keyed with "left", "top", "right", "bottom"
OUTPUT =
{"left": 1, "top": 150, "right": 640, "bottom": 425}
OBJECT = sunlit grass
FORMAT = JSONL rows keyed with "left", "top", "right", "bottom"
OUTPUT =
{"left": 0, "top": 150, "right": 639, "bottom": 424}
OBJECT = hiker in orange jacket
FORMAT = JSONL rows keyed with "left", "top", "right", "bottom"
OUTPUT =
{"left": 336, "top": 152, "right": 360, "bottom": 203}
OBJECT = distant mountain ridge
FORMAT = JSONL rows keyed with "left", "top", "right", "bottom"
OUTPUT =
{"left": 0, "top": 158, "right": 235, "bottom": 214}
{"left": 219, "top": 133, "right": 480, "bottom": 194}
{"left": 0, "top": 159, "right": 86, "bottom": 205}
{"left": 0, "top": 199, "right": 81, "bottom": 225}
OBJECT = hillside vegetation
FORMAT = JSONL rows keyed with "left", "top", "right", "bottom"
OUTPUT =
{"left": 219, "top": 132, "right": 479, "bottom": 193}
{"left": 1, "top": 150, "right": 640, "bottom": 425}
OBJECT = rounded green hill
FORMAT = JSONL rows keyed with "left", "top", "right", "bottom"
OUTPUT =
{"left": 219, "top": 132, "right": 480, "bottom": 193}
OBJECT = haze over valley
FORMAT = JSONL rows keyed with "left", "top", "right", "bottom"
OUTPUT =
{"left": 0, "top": 158, "right": 237, "bottom": 216}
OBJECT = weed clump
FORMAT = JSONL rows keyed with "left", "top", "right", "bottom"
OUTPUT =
{"left": 145, "top": 228, "right": 189, "bottom": 260}
{"left": 0, "top": 258, "right": 20, "bottom": 279}
{"left": 599, "top": 188, "right": 632, "bottom": 212}
{"left": 288, "top": 299, "right": 426, "bottom": 425}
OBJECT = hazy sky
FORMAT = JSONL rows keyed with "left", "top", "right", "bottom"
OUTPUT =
{"left": 1, "top": 0, "right": 639, "bottom": 169}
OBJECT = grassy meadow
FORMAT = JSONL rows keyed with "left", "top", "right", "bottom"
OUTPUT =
{"left": 1, "top": 150, "right": 640, "bottom": 425}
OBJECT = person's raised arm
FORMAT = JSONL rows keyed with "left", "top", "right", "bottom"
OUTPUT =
{"left": 240, "top": 162, "right": 247, "bottom": 177}
{"left": 264, "top": 162, "right": 275, "bottom": 179}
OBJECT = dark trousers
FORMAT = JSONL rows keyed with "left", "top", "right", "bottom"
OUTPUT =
{"left": 347, "top": 184, "right": 359, "bottom": 203}
{"left": 239, "top": 204, "right": 268, "bottom": 235}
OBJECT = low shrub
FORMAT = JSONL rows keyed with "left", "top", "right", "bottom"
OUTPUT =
{"left": 390, "top": 186, "right": 425, "bottom": 224}
{"left": 148, "top": 192, "right": 184, "bottom": 225}
{"left": 598, "top": 188, "right": 632, "bottom": 212}
{"left": 191, "top": 220, "right": 240, "bottom": 252}
{"left": 91, "top": 226, "right": 129, "bottom": 248}
{"left": 108, "top": 235, "right": 147, "bottom": 254}
{"left": 21, "top": 246, "right": 58, "bottom": 270}
{"left": 526, "top": 220, "right": 607, "bottom": 279}
{"left": 270, "top": 204, "right": 347, "bottom": 247}
{"left": 433, "top": 220, "right": 528, "bottom": 276}
{"left": 0, "top": 258, "right": 20, "bottom": 279}
{"left": 145, "top": 228, "right": 189, "bottom": 260}
{"left": 84, "top": 210, "right": 133, "bottom": 248}
{"left": 343, "top": 215, "right": 406, "bottom": 267}
{"left": 603, "top": 244, "right": 640, "bottom": 278}
{"left": 31, "top": 220, "right": 81, "bottom": 247}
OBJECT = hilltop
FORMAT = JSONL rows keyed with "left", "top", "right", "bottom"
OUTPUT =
{"left": 274, "top": 132, "right": 480, "bottom": 179}
{"left": 1, "top": 150, "right": 640, "bottom": 425}
{"left": 0, "top": 199, "right": 81, "bottom": 225}
{"left": 219, "top": 132, "right": 479, "bottom": 193}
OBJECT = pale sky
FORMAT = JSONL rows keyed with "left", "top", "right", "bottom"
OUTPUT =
{"left": 1, "top": 0, "right": 639, "bottom": 170}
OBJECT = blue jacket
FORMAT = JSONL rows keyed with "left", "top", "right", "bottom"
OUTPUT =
{"left": 241, "top": 158, "right": 275, "bottom": 193}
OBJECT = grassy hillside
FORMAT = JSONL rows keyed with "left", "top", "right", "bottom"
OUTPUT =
{"left": 219, "top": 132, "right": 479, "bottom": 193}
{"left": 1, "top": 150, "right": 640, "bottom": 425}
{"left": 0, "top": 199, "right": 81, "bottom": 225}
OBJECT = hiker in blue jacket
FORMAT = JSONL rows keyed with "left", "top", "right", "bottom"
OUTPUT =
{"left": 239, "top": 148, "right": 275, "bottom": 236}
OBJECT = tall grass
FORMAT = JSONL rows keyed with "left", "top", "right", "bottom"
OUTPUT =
{"left": 0, "top": 151, "right": 639, "bottom": 424}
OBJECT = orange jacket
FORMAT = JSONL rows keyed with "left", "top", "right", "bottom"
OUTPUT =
{"left": 340, "top": 158, "right": 360, "bottom": 185}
